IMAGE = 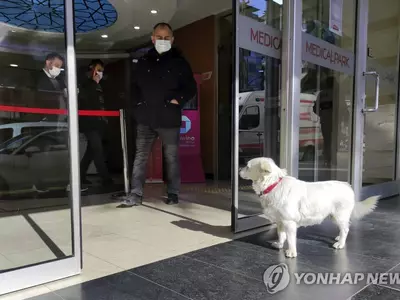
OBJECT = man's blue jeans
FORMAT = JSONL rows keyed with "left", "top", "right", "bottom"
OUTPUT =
{"left": 131, "top": 124, "right": 180, "bottom": 196}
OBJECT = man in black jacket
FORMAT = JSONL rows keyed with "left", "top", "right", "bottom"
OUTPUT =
{"left": 35, "top": 52, "right": 67, "bottom": 123}
{"left": 118, "top": 22, "right": 197, "bottom": 207}
{"left": 79, "top": 59, "right": 113, "bottom": 186}
{"left": 36, "top": 52, "right": 66, "bottom": 91}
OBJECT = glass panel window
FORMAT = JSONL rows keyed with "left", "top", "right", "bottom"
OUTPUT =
{"left": 0, "top": 0, "right": 73, "bottom": 273}
{"left": 362, "top": 2, "right": 400, "bottom": 185}
{"left": 237, "top": 0, "right": 283, "bottom": 219}
{"left": 0, "top": 128, "right": 13, "bottom": 144}
{"left": 239, "top": 106, "right": 260, "bottom": 130}
{"left": 299, "top": 0, "right": 356, "bottom": 182}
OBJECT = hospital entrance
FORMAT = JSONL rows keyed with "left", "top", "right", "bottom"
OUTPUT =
{"left": 1, "top": 0, "right": 400, "bottom": 297}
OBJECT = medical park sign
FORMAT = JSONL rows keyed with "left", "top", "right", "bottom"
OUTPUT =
{"left": 238, "top": 15, "right": 355, "bottom": 75}
{"left": 238, "top": 15, "right": 282, "bottom": 60}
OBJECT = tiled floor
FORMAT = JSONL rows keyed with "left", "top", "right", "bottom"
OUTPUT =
{"left": 0, "top": 184, "right": 233, "bottom": 299}
{"left": 0, "top": 182, "right": 239, "bottom": 271}
{"left": 2, "top": 192, "right": 400, "bottom": 299}
{"left": 0, "top": 180, "right": 266, "bottom": 272}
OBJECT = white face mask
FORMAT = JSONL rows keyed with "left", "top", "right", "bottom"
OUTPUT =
{"left": 96, "top": 71, "right": 103, "bottom": 81}
{"left": 49, "top": 66, "right": 61, "bottom": 78}
{"left": 155, "top": 40, "right": 171, "bottom": 54}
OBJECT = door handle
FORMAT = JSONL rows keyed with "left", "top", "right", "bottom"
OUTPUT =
{"left": 362, "top": 71, "right": 380, "bottom": 113}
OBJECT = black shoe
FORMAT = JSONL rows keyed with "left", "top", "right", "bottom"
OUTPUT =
{"left": 66, "top": 184, "right": 88, "bottom": 192}
{"left": 165, "top": 193, "right": 179, "bottom": 205}
{"left": 33, "top": 184, "right": 49, "bottom": 193}
{"left": 116, "top": 193, "right": 142, "bottom": 208}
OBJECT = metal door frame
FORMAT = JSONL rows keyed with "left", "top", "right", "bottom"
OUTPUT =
{"left": 352, "top": 0, "right": 400, "bottom": 201}
{"left": 231, "top": 0, "right": 301, "bottom": 233}
{"left": 0, "top": 0, "right": 82, "bottom": 294}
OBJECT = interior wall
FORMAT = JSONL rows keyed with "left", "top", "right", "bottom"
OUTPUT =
{"left": 173, "top": 15, "right": 217, "bottom": 176}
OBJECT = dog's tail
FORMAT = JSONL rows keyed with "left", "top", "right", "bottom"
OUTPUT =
{"left": 351, "top": 195, "right": 380, "bottom": 220}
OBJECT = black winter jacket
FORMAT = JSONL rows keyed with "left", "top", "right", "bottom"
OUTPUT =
{"left": 35, "top": 70, "right": 66, "bottom": 92}
{"left": 132, "top": 47, "right": 197, "bottom": 128}
{"left": 78, "top": 78, "right": 108, "bottom": 133}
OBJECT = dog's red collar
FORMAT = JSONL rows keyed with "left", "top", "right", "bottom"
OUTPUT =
{"left": 262, "top": 178, "right": 283, "bottom": 195}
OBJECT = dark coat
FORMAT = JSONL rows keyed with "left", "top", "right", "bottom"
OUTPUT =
{"left": 132, "top": 47, "right": 197, "bottom": 128}
{"left": 35, "top": 70, "right": 66, "bottom": 91}
{"left": 78, "top": 78, "right": 107, "bottom": 133}
{"left": 34, "top": 70, "right": 67, "bottom": 122}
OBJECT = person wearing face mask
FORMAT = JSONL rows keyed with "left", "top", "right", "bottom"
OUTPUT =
{"left": 35, "top": 52, "right": 68, "bottom": 124}
{"left": 36, "top": 52, "right": 65, "bottom": 91}
{"left": 117, "top": 22, "right": 197, "bottom": 208}
{"left": 78, "top": 59, "right": 113, "bottom": 187}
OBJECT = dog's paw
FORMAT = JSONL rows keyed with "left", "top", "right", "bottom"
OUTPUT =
{"left": 333, "top": 241, "right": 345, "bottom": 249}
{"left": 271, "top": 242, "right": 284, "bottom": 249}
{"left": 285, "top": 249, "right": 297, "bottom": 258}
{"left": 335, "top": 236, "right": 340, "bottom": 241}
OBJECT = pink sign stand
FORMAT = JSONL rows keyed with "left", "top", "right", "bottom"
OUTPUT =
{"left": 179, "top": 74, "right": 205, "bottom": 183}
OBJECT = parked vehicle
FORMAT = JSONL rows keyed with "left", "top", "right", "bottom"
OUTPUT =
{"left": 238, "top": 90, "right": 323, "bottom": 164}
{"left": 0, "top": 121, "right": 97, "bottom": 179}
{"left": 0, "top": 129, "right": 70, "bottom": 191}
{"left": 0, "top": 121, "right": 67, "bottom": 144}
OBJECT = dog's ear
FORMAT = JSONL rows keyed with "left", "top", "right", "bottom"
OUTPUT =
{"left": 259, "top": 159, "right": 272, "bottom": 173}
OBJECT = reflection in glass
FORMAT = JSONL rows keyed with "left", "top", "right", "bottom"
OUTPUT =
{"left": 237, "top": 0, "right": 283, "bottom": 218}
{"left": 0, "top": 0, "right": 117, "bottom": 33}
{"left": 0, "top": 2, "right": 73, "bottom": 272}
{"left": 362, "top": 2, "right": 400, "bottom": 185}
{"left": 299, "top": 0, "right": 356, "bottom": 183}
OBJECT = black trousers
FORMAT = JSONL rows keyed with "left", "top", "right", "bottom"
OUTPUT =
{"left": 320, "top": 111, "right": 333, "bottom": 165}
{"left": 80, "top": 130, "right": 111, "bottom": 181}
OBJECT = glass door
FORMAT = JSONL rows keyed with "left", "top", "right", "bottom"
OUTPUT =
{"left": 232, "top": 0, "right": 285, "bottom": 232}
{"left": 0, "top": 0, "right": 82, "bottom": 294}
{"left": 354, "top": 0, "right": 400, "bottom": 200}
{"left": 299, "top": 0, "right": 357, "bottom": 185}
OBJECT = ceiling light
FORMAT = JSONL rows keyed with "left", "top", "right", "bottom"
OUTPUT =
{"left": 150, "top": 10, "right": 158, "bottom": 14}
{"left": 10, "top": 64, "right": 18, "bottom": 67}
{"left": 101, "top": 34, "right": 108, "bottom": 38}
{"left": 134, "top": 26, "right": 140, "bottom": 30}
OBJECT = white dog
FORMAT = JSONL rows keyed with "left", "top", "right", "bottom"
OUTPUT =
{"left": 239, "top": 157, "right": 379, "bottom": 258}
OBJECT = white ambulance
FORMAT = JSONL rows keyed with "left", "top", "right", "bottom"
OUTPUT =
{"left": 238, "top": 90, "right": 323, "bottom": 163}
